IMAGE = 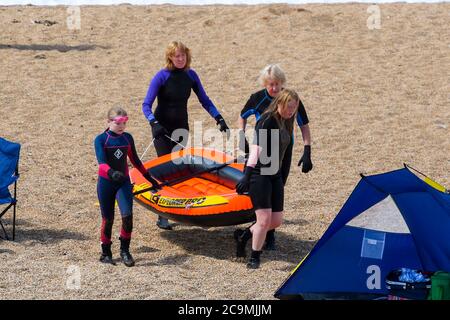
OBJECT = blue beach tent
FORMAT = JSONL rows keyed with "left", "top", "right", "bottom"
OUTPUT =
{"left": 275, "top": 165, "right": 450, "bottom": 300}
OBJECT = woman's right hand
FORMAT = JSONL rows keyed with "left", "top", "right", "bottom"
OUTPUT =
{"left": 236, "top": 178, "right": 250, "bottom": 194}
{"left": 236, "top": 166, "right": 253, "bottom": 194}
{"left": 238, "top": 130, "right": 250, "bottom": 155}
{"left": 150, "top": 120, "right": 168, "bottom": 139}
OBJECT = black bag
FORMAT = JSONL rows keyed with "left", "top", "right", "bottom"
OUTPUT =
{"left": 386, "top": 269, "right": 431, "bottom": 300}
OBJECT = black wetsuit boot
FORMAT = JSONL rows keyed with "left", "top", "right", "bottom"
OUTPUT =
{"left": 247, "top": 250, "right": 262, "bottom": 269}
{"left": 156, "top": 216, "right": 173, "bottom": 230}
{"left": 100, "top": 243, "right": 115, "bottom": 265}
{"left": 119, "top": 237, "right": 135, "bottom": 267}
{"left": 234, "top": 228, "right": 252, "bottom": 258}
{"left": 264, "top": 229, "right": 276, "bottom": 251}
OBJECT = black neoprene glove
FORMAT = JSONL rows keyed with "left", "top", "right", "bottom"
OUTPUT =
{"left": 236, "top": 166, "right": 253, "bottom": 194}
{"left": 215, "top": 115, "right": 230, "bottom": 137}
{"left": 298, "top": 145, "right": 313, "bottom": 173}
{"left": 143, "top": 171, "right": 160, "bottom": 190}
{"left": 108, "top": 169, "right": 126, "bottom": 183}
{"left": 239, "top": 130, "right": 250, "bottom": 155}
{"left": 150, "top": 120, "right": 168, "bottom": 139}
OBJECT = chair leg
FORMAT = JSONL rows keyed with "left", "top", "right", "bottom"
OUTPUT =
{"left": 12, "top": 202, "right": 16, "bottom": 241}
{"left": 13, "top": 179, "right": 17, "bottom": 241}
{"left": 0, "top": 203, "right": 14, "bottom": 241}
{"left": 0, "top": 220, "right": 9, "bottom": 240}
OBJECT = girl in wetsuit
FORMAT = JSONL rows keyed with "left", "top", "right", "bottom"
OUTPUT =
{"left": 235, "top": 89, "right": 301, "bottom": 269}
{"left": 237, "top": 64, "right": 312, "bottom": 251}
{"left": 142, "top": 41, "right": 230, "bottom": 230}
{"left": 94, "top": 107, "right": 158, "bottom": 267}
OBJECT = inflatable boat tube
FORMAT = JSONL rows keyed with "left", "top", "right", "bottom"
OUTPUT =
{"left": 130, "top": 148, "right": 255, "bottom": 227}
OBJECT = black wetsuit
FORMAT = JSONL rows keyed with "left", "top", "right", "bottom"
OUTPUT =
{"left": 142, "top": 68, "right": 222, "bottom": 156}
{"left": 249, "top": 113, "right": 292, "bottom": 211}
{"left": 240, "top": 89, "right": 309, "bottom": 184}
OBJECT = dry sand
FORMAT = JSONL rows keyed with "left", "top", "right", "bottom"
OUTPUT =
{"left": 0, "top": 3, "right": 449, "bottom": 299}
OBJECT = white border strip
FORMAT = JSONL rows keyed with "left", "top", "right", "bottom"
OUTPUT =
{"left": 1, "top": 0, "right": 449, "bottom": 6}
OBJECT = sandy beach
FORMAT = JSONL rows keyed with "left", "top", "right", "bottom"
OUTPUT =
{"left": 0, "top": 3, "right": 449, "bottom": 299}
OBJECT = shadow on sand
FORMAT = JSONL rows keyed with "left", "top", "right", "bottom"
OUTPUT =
{"left": 137, "top": 253, "right": 191, "bottom": 268}
{"left": 0, "top": 44, "right": 110, "bottom": 52}
{"left": 0, "top": 249, "right": 15, "bottom": 254}
{"left": 159, "top": 224, "right": 316, "bottom": 265}
{"left": 12, "top": 226, "right": 88, "bottom": 245}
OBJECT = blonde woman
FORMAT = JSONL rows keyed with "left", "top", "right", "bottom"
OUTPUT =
{"left": 142, "top": 41, "right": 230, "bottom": 230}
{"left": 235, "top": 89, "right": 305, "bottom": 269}
{"left": 237, "top": 65, "right": 312, "bottom": 251}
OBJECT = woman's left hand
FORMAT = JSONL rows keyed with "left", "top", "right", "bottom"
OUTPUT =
{"left": 143, "top": 171, "right": 160, "bottom": 190}
{"left": 298, "top": 145, "right": 313, "bottom": 173}
{"left": 215, "top": 115, "right": 230, "bottom": 137}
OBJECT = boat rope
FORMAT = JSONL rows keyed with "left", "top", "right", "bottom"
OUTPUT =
{"left": 140, "top": 138, "right": 155, "bottom": 161}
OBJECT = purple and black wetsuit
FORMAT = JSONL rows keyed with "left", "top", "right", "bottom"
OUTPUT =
{"left": 94, "top": 129, "right": 148, "bottom": 245}
{"left": 142, "top": 68, "right": 222, "bottom": 156}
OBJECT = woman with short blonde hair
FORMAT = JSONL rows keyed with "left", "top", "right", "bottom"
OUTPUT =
{"left": 258, "top": 64, "right": 286, "bottom": 87}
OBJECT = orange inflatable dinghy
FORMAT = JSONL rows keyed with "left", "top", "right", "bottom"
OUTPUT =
{"left": 130, "top": 148, "right": 255, "bottom": 227}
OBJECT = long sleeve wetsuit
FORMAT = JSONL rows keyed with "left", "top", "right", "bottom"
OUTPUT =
{"left": 94, "top": 129, "right": 148, "bottom": 244}
{"left": 142, "top": 68, "right": 222, "bottom": 156}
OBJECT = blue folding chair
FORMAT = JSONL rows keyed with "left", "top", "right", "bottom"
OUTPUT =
{"left": 0, "top": 137, "right": 20, "bottom": 241}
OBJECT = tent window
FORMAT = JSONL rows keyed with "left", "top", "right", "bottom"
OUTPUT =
{"left": 361, "top": 230, "right": 386, "bottom": 260}
{"left": 347, "top": 195, "right": 410, "bottom": 234}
